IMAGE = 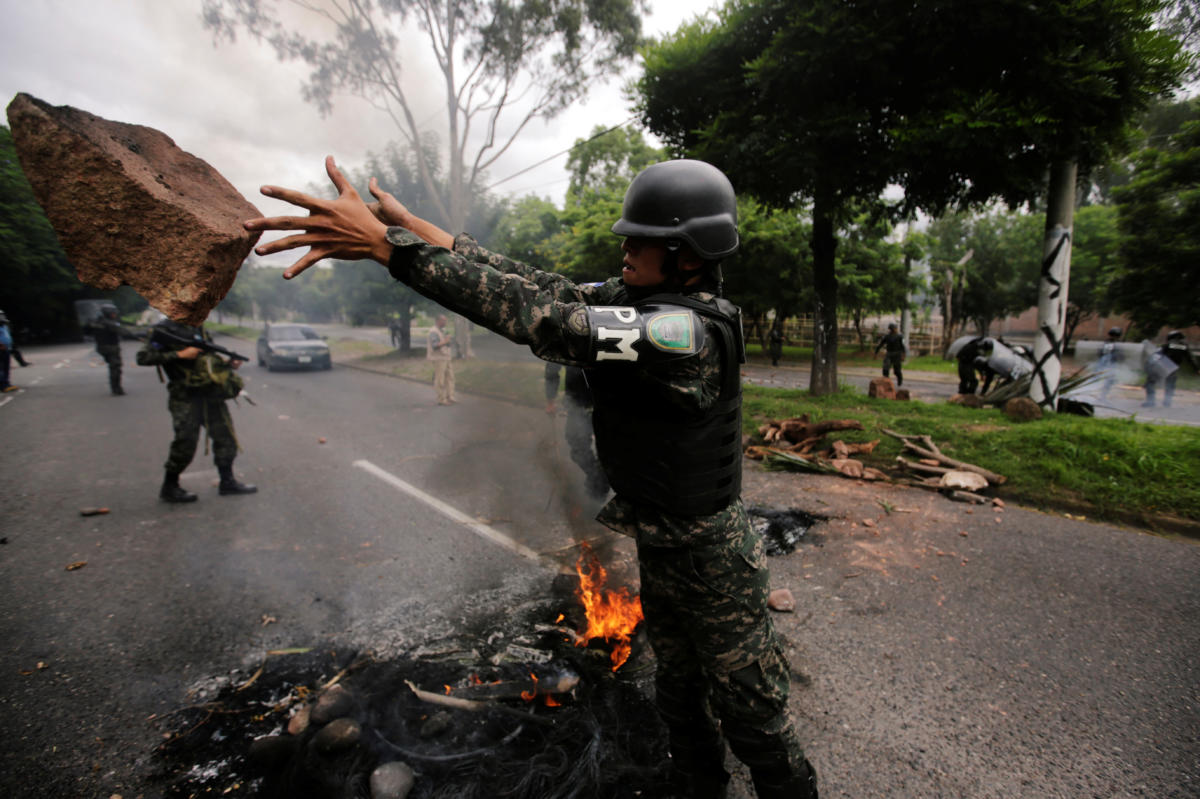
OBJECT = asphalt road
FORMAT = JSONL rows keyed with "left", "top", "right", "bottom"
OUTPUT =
{"left": 0, "top": 339, "right": 614, "bottom": 798}
{"left": 1, "top": 339, "right": 1197, "bottom": 798}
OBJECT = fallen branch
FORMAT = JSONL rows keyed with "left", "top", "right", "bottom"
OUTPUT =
{"left": 881, "top": 429, "right": 1007, "bottom": 485}
{"left": 405, "top": 680, "right": 555, "bottom": 725}
{"left": 894, "top": 456, "right": 955, "bottom": 476}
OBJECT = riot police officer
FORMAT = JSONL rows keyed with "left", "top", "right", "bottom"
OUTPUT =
{"left": 245, "top": 156, "right": 819, "bottom": 799}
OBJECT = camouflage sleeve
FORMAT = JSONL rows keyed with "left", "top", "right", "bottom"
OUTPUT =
{"left": 632, "top": 322, "right": 725, "bottom": 414}
{"left": 385, "top": 228, "right": 619, "bottom": 365}
{"left": 135, "top": 341, "right": 176, "bottom": 367}
{"left": 451, "top": 233, "right": 616, "bottom": 305}
{"left": 385, "top": 229, "right": 724, "bottom": 414}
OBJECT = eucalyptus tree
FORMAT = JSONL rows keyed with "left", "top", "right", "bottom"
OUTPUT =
{"left": 203, "top": 0, "right": 644, "bottom": 233}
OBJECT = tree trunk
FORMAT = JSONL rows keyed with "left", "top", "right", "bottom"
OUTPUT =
{"left": 809, "top": 190, "right": 839, "bottom": 395}
{"left": 1030, "top": 158, "right": 1077, "bottom": 409}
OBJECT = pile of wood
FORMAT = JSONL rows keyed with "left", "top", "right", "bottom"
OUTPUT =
{"left": 745, "top": 417, "right": 1011, "bottom": 503}
{"left": 746, "top": 415, "right": 888, "bottom": 480}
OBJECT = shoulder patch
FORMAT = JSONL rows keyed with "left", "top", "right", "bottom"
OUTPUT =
{"left": 646, "top": 311, "right": 694, "bottom": 352}
{"left": 567, "top": 306, "right": 590, "bottom": 336}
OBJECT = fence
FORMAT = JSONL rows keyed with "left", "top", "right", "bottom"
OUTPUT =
{"left": 745, "top": 314, "right": 945, "bottom": 356}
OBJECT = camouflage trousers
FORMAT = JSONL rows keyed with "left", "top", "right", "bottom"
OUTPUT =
{"left": 97, "top": 344, "right": 122, "bottom": 391}
{"left": 637, "top": 526, "right": 808, "bottom": 786}
{"left": 164, "top": 393, "right": 239, "bottom": 475}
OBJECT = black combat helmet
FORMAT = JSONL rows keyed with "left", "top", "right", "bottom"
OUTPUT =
{"left": 1108, "top": 326, "right": 1122, "bottom": 338}
{"left": 611, "top": 159, "right": 739, "bottom": 259}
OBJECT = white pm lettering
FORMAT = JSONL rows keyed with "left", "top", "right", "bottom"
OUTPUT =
{"left": 595, "top": 326, "right": 640, "bottom": 361}
{"left": 591, "top": 306, "right": 638, "bottom": 324}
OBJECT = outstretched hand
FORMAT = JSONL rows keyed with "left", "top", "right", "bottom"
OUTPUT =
{"left": 244, "top": 156, "right": 393, "bottom": 280}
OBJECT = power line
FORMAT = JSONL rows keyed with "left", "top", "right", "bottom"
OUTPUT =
{"left": 483, "top": 116, "right": 639, "bottom": 191}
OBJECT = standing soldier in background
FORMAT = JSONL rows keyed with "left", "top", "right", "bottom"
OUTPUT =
{"left": 767, "top": 324, "right": 785, "bottom": 367}
{"left": 874, "top": 322, "right": 906, "bottom": 386}
{"left": 135, "top": 319, "right": 257, "bottom": 502}
{"left": 86, "top": 305, "right": 141, "bottom": 395}
{"left": 544, "top": 362, "right": 609, "bottom": 501}
{"left": 244, "top": 156, "right": 819, "bottom": 799}
{"left": 427, "top": 313, "right": 456, "bottom": 405}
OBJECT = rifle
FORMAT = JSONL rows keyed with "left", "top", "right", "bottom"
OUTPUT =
{"left": 150, "top": 326, "right": 251, "bottom": 362}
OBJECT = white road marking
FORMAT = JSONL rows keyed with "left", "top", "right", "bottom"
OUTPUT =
{"left": 0, "top": 396, "right": 13, "bottom": 408}
{"left": 353, "top": 458, "right": 549, "bottom": 567}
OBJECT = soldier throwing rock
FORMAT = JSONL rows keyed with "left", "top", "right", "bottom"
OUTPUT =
{"left": 136, "top": 319, "right": 257, "bottom": 503}
{"left": 244, "top": 156, "right": 819, "bottom": 799}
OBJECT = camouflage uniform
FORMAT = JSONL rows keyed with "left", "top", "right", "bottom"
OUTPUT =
{"left": 136, "top": 325, "right": 240, "bottom": 475}
{"left": 386, "top": 229, "right": 811, "bottom": 797}
{"left": 88, "top": 316, "right": 138, "bottom": 394}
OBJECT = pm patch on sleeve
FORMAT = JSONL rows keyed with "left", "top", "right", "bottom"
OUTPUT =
{"left": 585, "top": 304, "right": 704, "bottom": 363}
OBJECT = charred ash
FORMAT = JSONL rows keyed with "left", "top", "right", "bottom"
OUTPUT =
{"left": 151, "top": 573, "right": 671, "bottom": 799}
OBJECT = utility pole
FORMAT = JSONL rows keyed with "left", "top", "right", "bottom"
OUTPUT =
{"left": 1030, "top": 159, "right": 1077, "bottom": 410}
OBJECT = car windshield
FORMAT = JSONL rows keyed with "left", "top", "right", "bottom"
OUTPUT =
{"left": 270, "top": 326, "right": 319, "bottom": 342}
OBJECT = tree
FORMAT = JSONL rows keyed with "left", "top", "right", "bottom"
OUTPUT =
{"left": 203, "top": 0, "right": 644, "bottom": 233}
{"left": 0, "top": 126, "right": 101, "bottom": 339}
{"left": 927, "top": 209, "right": 1041, "bottom": 338}
{"left": 491, "top": 195, "right": 563, "bottom": 273}
{"left": 1064, "top": 204, "right": 1121, "bottom": 348}
{"left": 1108, "top": 118, "right": 1200, "bottom": 329}
{"left": 723, "top": 197, "right": 812, "bottom": 348}
{"left": 636, "top": 0, "right": 1184, "bottom": 395}
{"left": 833, "top": 209, "right": 907, "bottom": 349}
{"left": 565, "top": 124, "right": 663, "bottom": 196}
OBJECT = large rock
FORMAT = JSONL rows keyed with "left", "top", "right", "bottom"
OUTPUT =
{"left": 6, "top": 93, "right": 260, "bottom": 324}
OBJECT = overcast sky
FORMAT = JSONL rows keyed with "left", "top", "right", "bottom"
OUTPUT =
{"left": 1, "top": 0, "right": 715, "bottom": 264}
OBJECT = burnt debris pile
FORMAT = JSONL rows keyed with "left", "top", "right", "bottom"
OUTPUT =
{"left": 748, "top": 506, "right": 823, "bottom": 556}
{"left": 152, "top": 578, "right": 669, "bottom": 798}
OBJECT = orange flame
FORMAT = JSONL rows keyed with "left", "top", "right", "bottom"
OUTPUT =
{"left": 520, "top": 672, "right": 539, "bottom": 702}
{"left": 574, "top": 543, "right": 643, "bottom": 671}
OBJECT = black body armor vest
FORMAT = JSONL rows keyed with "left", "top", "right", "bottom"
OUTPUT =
{"left": 586, "top": 292, "right": 744, "bottom": 517}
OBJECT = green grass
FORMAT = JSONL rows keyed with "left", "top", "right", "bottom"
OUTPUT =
{"left": 744, "top": 343, "right": 957, "bottom": 374}
{"left": 743, "top": 385, "right": 1200, "bottom": 524}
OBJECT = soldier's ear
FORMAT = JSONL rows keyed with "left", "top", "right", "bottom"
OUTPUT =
{"left": 677, "top": 245, "right": 705, "bottom": 273}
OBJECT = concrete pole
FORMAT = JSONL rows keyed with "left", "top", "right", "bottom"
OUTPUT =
{"left": 1030, "top": 158, "right": 1077, "bottom": 409}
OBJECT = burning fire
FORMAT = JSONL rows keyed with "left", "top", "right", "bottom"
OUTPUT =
{"left": 573, "top": 543, "right": 643, "bottom": 670}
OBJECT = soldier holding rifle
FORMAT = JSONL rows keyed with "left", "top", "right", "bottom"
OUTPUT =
{"left": 136, "top": 320, "right": 257, "bottom": 503}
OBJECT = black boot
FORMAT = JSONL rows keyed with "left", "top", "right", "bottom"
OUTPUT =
{"left": 218, "top": 464, "right": 257, "bottom": 496}
{"left": 160, "top": 472, "right": 197, "bottom": 503}
{"left": 750, "top": 759, "right": 819, "bottom": 799}
{"left": 111, "top": 385, "right": 125, "bottom": 395}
